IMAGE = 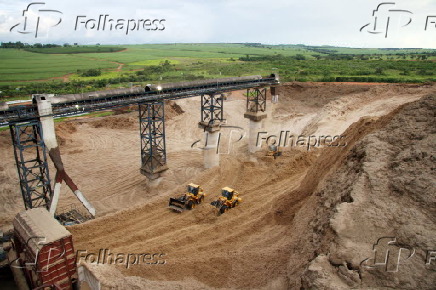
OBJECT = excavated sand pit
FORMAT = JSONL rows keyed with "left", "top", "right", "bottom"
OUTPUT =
{"left": 0, "top": 82, "right": 434, "bottom": 289}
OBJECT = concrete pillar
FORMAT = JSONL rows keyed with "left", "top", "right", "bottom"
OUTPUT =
{"left": 244, "top": 111, "right": 267, "bottom": 154}
{"left": 203, "top": 130, "right": 220, "bottom": 168}
{"left": 34, "top": 94, "right": 96, "bottom": 217}
{"left": 248, "top": 119, "right": 263, "bottom": 153}
{"left": 271, "top": 86, "right": 279, "bottom": 104}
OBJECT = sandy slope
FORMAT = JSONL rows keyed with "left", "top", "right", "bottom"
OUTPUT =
{"left": 301, "top": 95, "right": 436, "bottom": 289}
{"left": 0, "top": 82, "right": 434, "bottom": 288}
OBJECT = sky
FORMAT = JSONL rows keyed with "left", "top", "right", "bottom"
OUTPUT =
{"left": 0, "top": 0, "right": 435, "bottom": 48}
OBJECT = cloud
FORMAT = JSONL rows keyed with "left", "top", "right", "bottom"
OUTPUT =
{"left": 0, "top": 0, "right": 435, "bottom": 47}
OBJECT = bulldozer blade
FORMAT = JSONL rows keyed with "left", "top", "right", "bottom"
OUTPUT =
{"left": 210, "top": 200, "right": 222, "bottom": 208}
{"left": 169, "top": 197, "right": 186, "bottom": 212}
{"left": 169, "top": 205, "right": 184, "bottom": 212}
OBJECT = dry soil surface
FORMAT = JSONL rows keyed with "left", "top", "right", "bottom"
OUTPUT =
{"left": 0, "top": 82, "right": 434, "bottom": 289}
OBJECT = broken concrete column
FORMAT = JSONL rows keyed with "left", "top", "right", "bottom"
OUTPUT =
{"left": 34, "top": 95, "right": 95, "bottom": 217}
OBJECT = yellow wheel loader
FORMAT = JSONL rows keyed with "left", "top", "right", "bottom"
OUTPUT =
{"left": 169, "top": 183, "right": 206, "bottom": 212}
{"left": 210, "top": 187, "right": 242, "bottom": 215}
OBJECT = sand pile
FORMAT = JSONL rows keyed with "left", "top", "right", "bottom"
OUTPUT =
{"left": 300, "top": 95, "right": 436, "bottom": 289}
{"left": 0, "top": 82, "right": 434, "bottom": 289}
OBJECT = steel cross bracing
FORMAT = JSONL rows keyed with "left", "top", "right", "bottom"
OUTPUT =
{"left": 0, "top": 78, "right": 276, "bottom": 126}
{"left": 246, "top": 88, "right": 267, "bottom": 113}
{"left": 9, "top": 121, "right": 53, "bottom": 210}
{"left": 200, "top": 93, "right": 224, "bottom": 126}
{"left": 139, "top": 101, "right": 167, "bottom": 176}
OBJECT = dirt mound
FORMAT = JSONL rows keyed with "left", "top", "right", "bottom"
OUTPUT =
{"left": 165, "top": 100, "right": 185, "bottom": 119}
{"left": 88, "top": 100, "right": 184, "bottom": 130}
{"left": 300, "top": 95, "right": 436, "bottom": 289}
{"left": 89, "top": 115, "right": 137, "bottom": 130}
{"left": 56, "top": 121, "right": 78, "bottom": 146}
{"left": 277, "top": 82, "right": 372, "bottom": 108}
{"left": 261, "top": 110, "right": 399, "bottom": 288}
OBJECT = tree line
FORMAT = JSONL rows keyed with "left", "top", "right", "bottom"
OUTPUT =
{"left": 1, "top": 42, "right": 78, "bottom": 49}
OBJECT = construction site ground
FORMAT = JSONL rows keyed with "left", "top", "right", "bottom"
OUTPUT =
{"left": 0, "top": 82, "right": 434, "bottom": 289}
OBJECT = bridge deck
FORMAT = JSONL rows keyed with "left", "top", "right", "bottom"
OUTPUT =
{"left": 0, "top": 78, "right": 277, "bottom": 126}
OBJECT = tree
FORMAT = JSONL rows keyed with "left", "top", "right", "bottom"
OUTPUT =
{"left": 80, "top": 69, "right": 102, "bottom": 77}
{"left": 375, "top": 67, "right": 383, "bottom": 75}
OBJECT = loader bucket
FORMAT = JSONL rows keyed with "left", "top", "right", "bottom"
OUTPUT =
{"left": 169, "top": 197, "right": 186, "bottom": 212}
{"left": 210, "top": 200, "right": 223, "bottom": 208}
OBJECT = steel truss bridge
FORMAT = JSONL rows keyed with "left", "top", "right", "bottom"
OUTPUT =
{"left": 0, "top": 75, "right": 279, "bottom": 211}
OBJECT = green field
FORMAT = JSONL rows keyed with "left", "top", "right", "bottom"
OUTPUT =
{"left": 0, "top": 49, "right": 118, "bottom": 82}
{"left": 23, "top": 46, "right": 125, "bottom": 54}
{"left": 1, "top": 43, "right": 436, "bottom": 99}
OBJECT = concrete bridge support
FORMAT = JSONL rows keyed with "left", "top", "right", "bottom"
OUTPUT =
{"left": 9, "top": 95, "right": 96, "bottom": 217}
{"left": 271, "top": 86, "right": 279, "bottom": 104}
{"left": 245, "top": 113, "right": 266, "bottom": 153}
{"left": 34, "top": 95, "right": 95, "bottom": 217}
{"left": 202, "top": 128, "right": 221, "bottom": 169}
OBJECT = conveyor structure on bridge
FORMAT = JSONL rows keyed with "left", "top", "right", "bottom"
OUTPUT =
{"left": 0, "top": 75, "right": 278, "bottom": 125}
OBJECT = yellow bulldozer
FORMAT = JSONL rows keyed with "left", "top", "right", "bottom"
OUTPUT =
{"left": 210, "top": 187, "right": 242, "bottom": 215}
{"left": 169, "top": 183, "right": 206, "bottom": 212}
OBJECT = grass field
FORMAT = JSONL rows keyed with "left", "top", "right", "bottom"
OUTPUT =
{"left": 1, "top": 43, "right": 436, "bottom": 99}
{"left": 0, "top": 49, "right": 118, "bottom": 82}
